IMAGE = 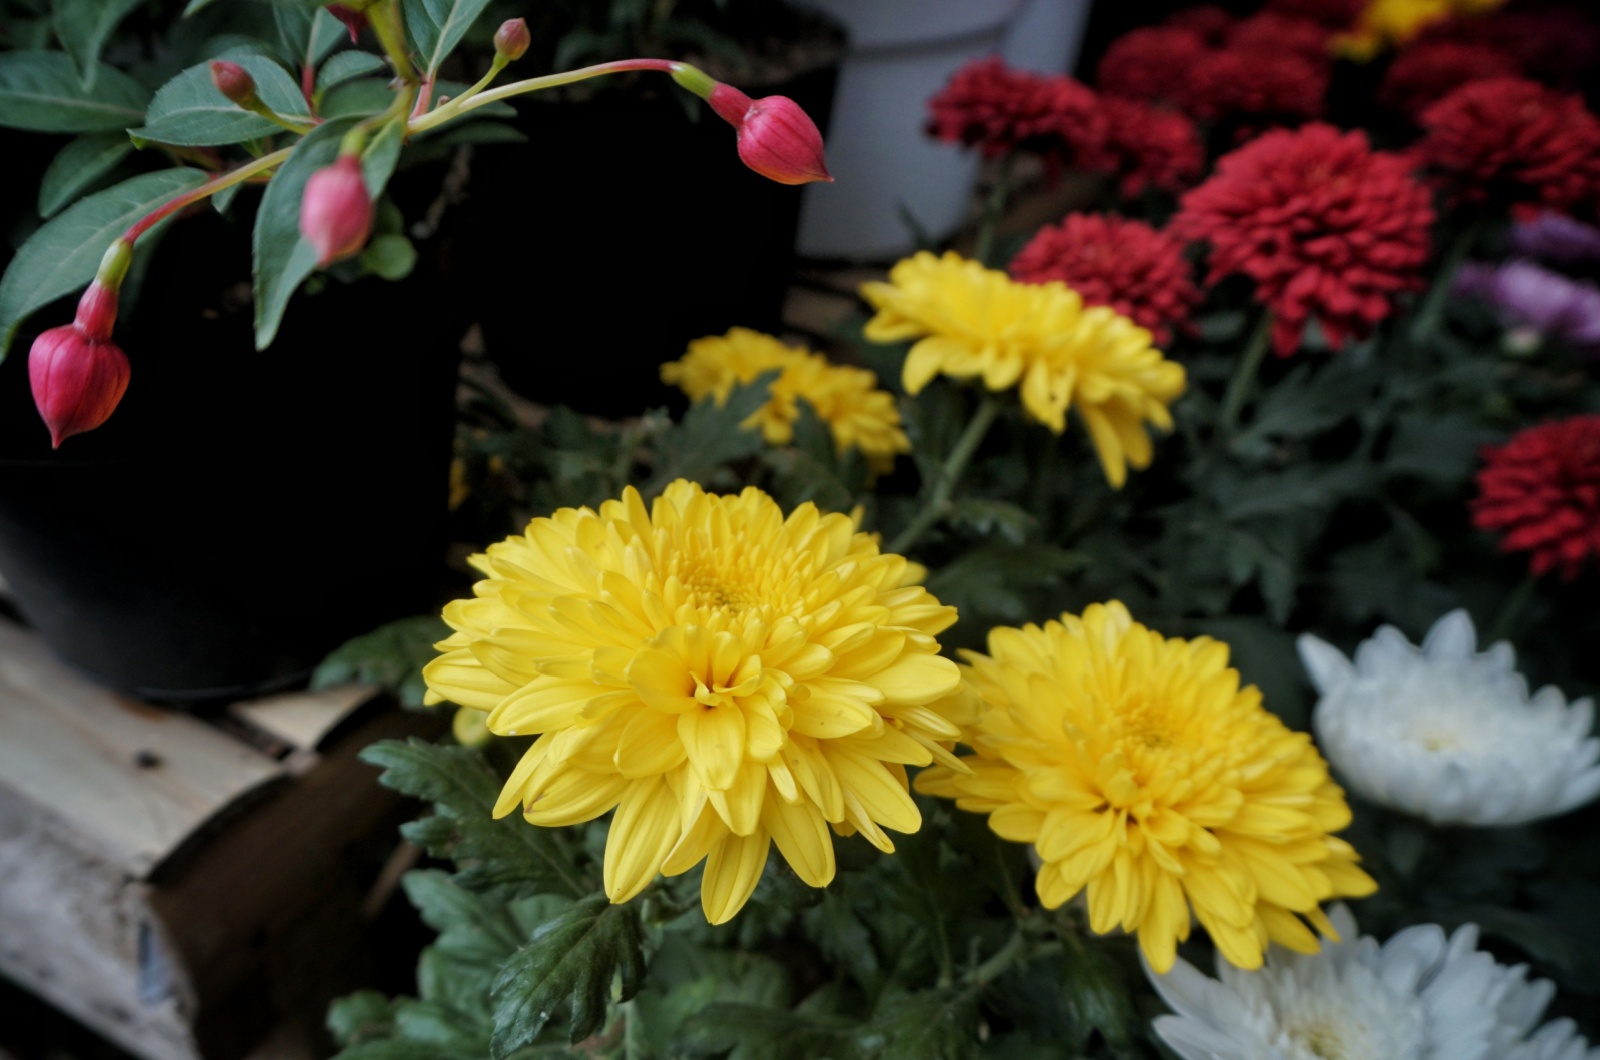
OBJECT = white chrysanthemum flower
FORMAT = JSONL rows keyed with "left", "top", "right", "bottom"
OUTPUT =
{"left": 1297, "top": 610, "right": 1600, "bottom": 826}
{"left": 1146, "top": 905, "right": 1594, "bottom": 1060}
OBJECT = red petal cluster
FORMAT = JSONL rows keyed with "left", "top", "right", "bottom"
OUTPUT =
{"left": 1165, "top": 5, "right": 1236, "bottom": 44}
{"left": 1473, "top": 415, "right": 1600, "bottom": 580}
{"left": 1099, "top": 97, "right": 1204, "bottom": 198}
{"left": 1009, "top": 213, "right": 1201, "bottom": 346}
{"left": 1417, "top": 77, "right": 1600, "bottom": 212}
{"left": 927, "top": 58, "right": 1109, "bottom": 168}
{"left": 1096, "top": 27, "right": 1209, "bottom": 104}
{"left": 1182, "top": 47, "right": 1328, "bottom": 123}
{"left": 1173, "top": 123, "right": 1434, "bottom": 356}
{"left": 1378, "top": 39, "right": 1519, "bottom": 118}
{"left": 1226, "top": 12, "right": 1333, "bottom": 66}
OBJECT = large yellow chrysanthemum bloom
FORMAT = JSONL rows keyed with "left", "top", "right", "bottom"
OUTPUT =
{"left": 423, "top": 480, "right": 965, "bottom": 923}
{"left": 860, "top": 252, "right": 1185, "bottom": 488}
{"left": 661, "top": 327, "right": 911, "bottom": 474}
{"left": 1334, "top": 0, "right": 1506, "bottom": 60}
{"left": 916, "top": 602, "right": 1376, "bottom": 974}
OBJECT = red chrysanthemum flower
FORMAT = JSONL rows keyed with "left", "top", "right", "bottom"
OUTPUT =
{"left": 1181, "top": 47, "right": 1329, "bottom": 123}
{"left": 927, "top": 58, "right": 1110, "bottom": 169}
{"left": 1172, "top": 123, "right": 1434, "bottom": 355}
{"left": 1416, "top": 77, "right": 1600, "bottom": 212}
{"left": 1264, "top": 0, "right": 1362, "bottom": 29}
{"left": 1378, "top": 39, "right": 1520, "bottom": 118}
{"left": 1165, "top": 5, "right": 1236, "bottom": 44}
{"left": 1009, "top": 213, "right": 1202, "bottom": 346}
{"left": 1226, "top": 12, "right": 1334, "bottom": 68}
{"left": 1098, "top": 97, "right": 1205, "bottom": 199}
{"left": 1473, "top": 415, "right": 1600, "bottom": 580}
{"left": 1095, "top": 27, "right": 1208, "bottom": 104}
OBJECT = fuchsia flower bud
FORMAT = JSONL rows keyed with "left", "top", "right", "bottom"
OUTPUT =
{"left": 494, "top": 18, "right": 530, "bottom": 62}
{"left": 327, "top": 4, "right": 368, "bottom": 43}
{"left": 707, "top": 84, "right": 832, "bottom": 186}
{"left": 210, "top": 60, "right": 257, "bottom": 106}
{"left": 300, "top": 155, "right": 374, "bottom": 266}
{"left": 28, "top": 280, "right": 131, "bottom": 449}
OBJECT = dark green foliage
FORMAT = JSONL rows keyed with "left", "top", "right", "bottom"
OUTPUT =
{"left": 314, "top": 616, "right": 449, "bottom": 708}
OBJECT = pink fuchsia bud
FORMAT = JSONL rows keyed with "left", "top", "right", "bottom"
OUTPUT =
{"left": 29, "top": 289, "right": 131, "bottom": 449}
{"left": 210, "top": 60, "right": 257, "bottom": 106}
{"left": 707, "top": 85, "right": 831, "bottom": 186}
{"left": 327, "top": 4, "right": 367, "bottom": 43}
{"left": 300, "top": 155, "right": 373, "bottom": 266}
{"left": 494, "top": 18, "right": 530, "bottom": 62}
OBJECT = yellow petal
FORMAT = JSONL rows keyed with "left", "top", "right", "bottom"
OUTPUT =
{"left": 708, "top": 759, "right": 767, "bottom": 836}
{"left": 663, "top": 800, "right": 726, "bottom": 876}
{"left": 826, "top": 746, "right": 921, "bottom": 835}
{"left": 867, "top": 652, "right": 961, "bottom": 705}
{"left": 615, "top": 708, "right": 687, "bottom": 778}
{"left": 602, "top": 777, "right": 681, "bottom": 903}
{"left": 628, "top": 647, "right": 698, "bottom": 713}
{"left": 763, "top": 795, "right": 835, "bottom": 888}
{"left": 423, "top": 648, "right": 519, "bottom": 711}
{"left": 525, "top": 767, "right": 628, "bottom": 827}
{"left": 489, "top": 676, "right": 599, "bottom": 736}
{"left": 701, "top": 829, "right": 771, "bottom": 924}
{"left": 678, "top": 702, "right": 747, "bottom": 791}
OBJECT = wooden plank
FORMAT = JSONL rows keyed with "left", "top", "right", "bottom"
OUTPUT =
{"left": 228, "top": 683, "right": 379, "bottom": 754}
{"left": 0, "top": 621, "right": 284, "bottom": 877}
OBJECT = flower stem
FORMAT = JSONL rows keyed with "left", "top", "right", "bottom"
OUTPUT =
{"left": 887, "top": 394, "right": 1002, "bottom": 555}
{"left": 124, "top": 146, "right": 294, "bottom": 242}
{"left": 1218, "top": 311, "right": 1274, "bottom": 437}
{"left": 1485, "top": 574, "right": 1538, "bottom": 645}
{"left": 972, "top": 155, "right": 1014, "bottom": 268}
{"left": 367, "top": 0, "right": 417, "bottom": 85}
{"left": 1409, "top": 216, "right": 1488, "bottom": 345}
{"left": 407, "top": 58, "right": 687, "bottom": 135}
{"left": 971, "top": 930, "right": 1027, "bottom": 985}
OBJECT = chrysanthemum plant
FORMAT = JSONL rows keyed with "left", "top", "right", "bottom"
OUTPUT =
{"left": 0, "top": 0, "right": 828, "bottom": 446}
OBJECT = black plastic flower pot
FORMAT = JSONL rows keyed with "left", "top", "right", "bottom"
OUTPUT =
{"left": 0, "top": 198, "right": 463, "bottom": 703}
{"left": 462, "top": 55, "right": 838, "bottom": 418}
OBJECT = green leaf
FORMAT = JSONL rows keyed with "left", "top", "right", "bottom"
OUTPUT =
{"left": 362, "top": 234, "right": 418, "bottom": 281}
{"left": 858, "top": 989, "right": 980, "bottom": 1060}
{"left": 404, "top": 0, "right": 494, "bottom": 78}
{"left": 36, "top": 133, "right": 132, "bottom": 217}
{"left": 316, "top": 50, "right": 388, "bottom": 94}
{"left": 488, "top": 894, "right": 647, "bottom": 1054}
{"left": 946, "top": 498, "right": 1036, "bottom": 545}
{"left": 274, "top": 3, "right": 342, "bottom": 71}
{"left": 1384, "top": 412, "right": 1499, "bottom": 483}
{"left": 360, "top": 738, "right": 587, "bottom": 899}
{"left": 682, "top": 1001, "right": 861, "bottom": 1060}
{"left": 402, "top": 870, "right": 525, "bottom": 964}
{"left": 328, "top": 990, "right": 399, "bottom": 1047}
{"left": 133, "top": 50, "right": 310, "bottom": 147}
{"left": 312, "top": 614, "right": 446, "bottom": 707}
{"left": 50, "top": 0, "right": 143, "bottom": 87}
{"left": 0, "top": 167, "right": 207, "bottom": 360}
{"left": 330, "top": 1043, "right": 457, "bottom": 1060}
{"left": 0, "top": 51, "right": 147, "bottom": 132}
{"left": 643, "top": 372, "right": 776, "bottom": 493}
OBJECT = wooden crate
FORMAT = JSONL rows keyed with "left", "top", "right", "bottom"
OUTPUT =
{"left": 0, "top": 618, "right": 439, "bottom": 1060}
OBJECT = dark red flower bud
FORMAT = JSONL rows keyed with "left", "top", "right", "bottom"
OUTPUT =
{"left": 708, "top": 85, "right": 831, "bottom": 186}
{"left": 29, "top": 284, "right": 131, "bottom": 449}
{"left": 494, "top": 18, "right": 530, "bottom": 62}
{"left": 327, "top": 4, "right": 367, "bottom": 43}
{"left": 299, "top": 155, "right": 374, "bottom": 266}
{"left": 210, "top": 60, "right": 257, "bottom": 106}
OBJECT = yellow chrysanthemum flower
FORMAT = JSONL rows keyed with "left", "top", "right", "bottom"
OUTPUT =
{"left": 860, "top": 252, "right": 1185, "bottom": 488}
{"left": 661, "top": 327, "right": 911, "bottom": 474}
{"left": 423, "top": 480, "right": 965, "bottom": 923}
{"left": 916, "top": 602, "right": 1376, "bottom": 974}
{"left": 1334, "top": 0, "right": 1506, "bottom": 60}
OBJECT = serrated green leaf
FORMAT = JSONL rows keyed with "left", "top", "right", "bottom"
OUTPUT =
{"left": 132, "top": 49, "right": 310, "bottom": 147}
{"left": 404, "top": 0, "right": 494, "bottom": 78}
{"left": 946, "top": 498, "right": 1036, "bottom": 545}
{"left": 682, "top": 1002, "right": 861, "bottom": 1060}
{"left": 402, "top": 870, "right": 526, "bottom": 963}
{"left": 360, "top": 738, "right": 588, "bottom": 899}
{"left": 37, "top": 133, "right": 132, "bottom": 217}
{"left": 316, "top": 49, "right": 388, "bottom": 94}
{"left": 50, "top": 0, "right": 143, "bottom": 87}
{"left": 0, "top": 167, "right": 207, "bottom": 359}
{"left": 0, "top": 51, "right": 147, "bottom": 131}
{"left": 489, "top": 894, "right": 647, "bottom": 1054}
{"left": 329, "top": 1042, "right": 455, "bottom": 1060}
{"left": 643, "top": 372, "right": 776, "bottom": 493}
{"left": 274, "top": 3, "right": 342, "bottom": 71}
{"left": 859, "top": 989, "right": 980, "bottom": 1060}
{"left": 313, "top": 614, "right": 445, "bottom": 706}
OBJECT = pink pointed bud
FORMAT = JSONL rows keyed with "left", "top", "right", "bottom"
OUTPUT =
{"left": 300, "top": 155, "right": 373, "bottom": 266}
{"left": 29, "top": 282, "right": 131, "bottom": 448}
{"left": 327, "top": 4, "right": 367, "bottom": 43}
{"left": 708, "top": 85, "right": 832, "bottom": 186}
{"left": 210, "top": 60, "right": 257, "bottom": 106}
{"left": 494, "top": 18, "right": 530, "bottom": 62}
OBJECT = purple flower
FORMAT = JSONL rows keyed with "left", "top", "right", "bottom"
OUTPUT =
{"left": 1455, "top": 259, "right": 1600, "bottom": 351}
{"left": 1508, "top": 210, "right": 1600, "bottom": 266}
